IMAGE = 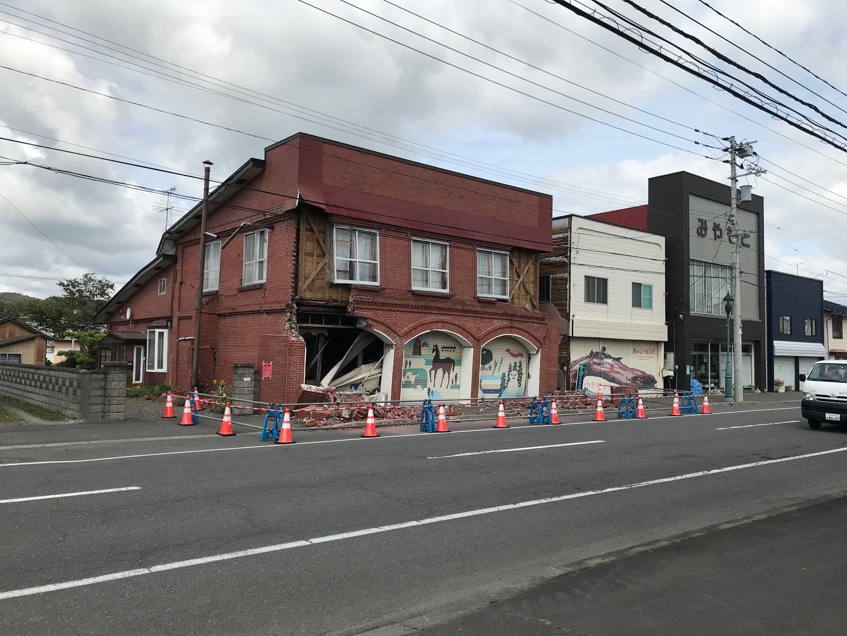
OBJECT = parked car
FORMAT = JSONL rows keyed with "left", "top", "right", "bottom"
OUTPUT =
{"left": 800, "top": 361, "right": 847, "bottom": 429}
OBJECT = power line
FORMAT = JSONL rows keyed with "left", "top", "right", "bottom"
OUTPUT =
{"left": 294, "top": 0, "right": 711, "bottom": 156}
{"left": 548, "top": 0, "right": 847, "bottom": 155}
{"left": 612, "top": 0, "right": 847, "bottom": 137}
{"left": 695, "top": 0, "right": 847, "bottom": 105}
{"left": 0, "top": 189, "right": 87, "bottom": 271}
{"left": 512, "top": 0, "right": 847, "bottom": 172}
{"left": 0, "top": 8, "right": 645, "bottom": 206}
{"left": 652, "top": 0, "right": 847, "bottom": 119}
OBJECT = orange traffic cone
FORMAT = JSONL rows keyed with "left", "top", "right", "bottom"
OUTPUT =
{"left": 494, "top": 400, "right": 509, "bottom": 428}
{"left": 636, "top": 395, "right": 647, "bottom": 419}
{"left": 701, "top": 394, "right": 711, "bottom": 414}
{"left": 162, "top": 391, "right": 176, "bottom": 418}
{"left": 436, "top": 402, "right": 450, "bottom": 432}
{"left": 593, "top": 393, "right": 605, "bottom": 422}
{"left": 193, "top": 387, "right": 203, "bottom": 411}
{"left": 179, "top": 396, "right": 195, "bottom": 426}
{"left": 275, "top": 408, "right": 295, "bottom": 444}
{"left": 670, "top": 392, "right": 681, "bottom": 416}
{"left": 217, "top": 402, "right": 236, "bottom": 436}
{"left": 550, "top": 398, "right": 560, "bottom": 424}
{"left": 362, "top": 404, "right": 380, "bottom": 438}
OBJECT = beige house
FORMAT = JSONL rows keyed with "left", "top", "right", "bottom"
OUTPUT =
{"left": 0, "top": 318, "right": 48, "bottom": 365}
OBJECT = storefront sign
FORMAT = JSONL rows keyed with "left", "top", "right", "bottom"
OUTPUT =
{"left": 695, "top": 218, "right": 750, "bottom": 247}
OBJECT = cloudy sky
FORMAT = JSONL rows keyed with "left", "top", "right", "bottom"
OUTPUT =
{"left": 1, "top": 0, "right": 846, "bottom": 303}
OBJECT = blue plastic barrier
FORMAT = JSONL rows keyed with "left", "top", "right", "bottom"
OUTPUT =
{"left": 419, "top": 399, "right": 436, "bottom": 433}
{"left": 261, "top": 405, "right": 283, "bottom": 442}
{"left": 617, "top": 394, "right": 637, "bottom": 419}
{"left": 680, "top": 392, "right": 699, "bottom": 414}
{"left": 528, "top": 397, "right": 551, "bottom": 425}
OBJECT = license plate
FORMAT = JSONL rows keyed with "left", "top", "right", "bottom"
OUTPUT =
{"left": 826, "top": 413, "right": 841, "bottom": 421}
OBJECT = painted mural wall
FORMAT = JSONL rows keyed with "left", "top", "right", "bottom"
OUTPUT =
{"left": 569, "top": 339, "right": 661, "bottom": 394}
{"left": 479, "top": 336, "right": 529, "bottom": 398}
{"left": 400, "top": 332, "right": 462, "bottom": 402}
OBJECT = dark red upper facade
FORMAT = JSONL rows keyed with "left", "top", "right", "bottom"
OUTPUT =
{"left": 99, "top": 133, "right": 558, "bottom": 404}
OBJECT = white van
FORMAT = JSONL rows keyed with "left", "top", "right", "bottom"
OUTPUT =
{"left": 799, "top": 360, "right": 847, "bottom": 429}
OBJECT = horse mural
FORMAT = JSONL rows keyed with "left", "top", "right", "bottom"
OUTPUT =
{"left": 429, "top": 344, "right": 456, "bottom": 388}
{"left": 570, "top": 346, "right": 657, "bottom": 389}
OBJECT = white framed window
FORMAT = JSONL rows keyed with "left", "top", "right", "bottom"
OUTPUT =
{"left": 411, "top": 239, "right": 448, "bottom": 292}
{"left": 157, "top": 278, "right": 166, "bottom": 295}
{"left": 689, "top": 260, "right": 731, "bottom": 315}
{"left": 805, "top": 318, "right": 817, "bottom": 336}
{"left": 0, "top": 353, "right": 22, "bottom": 363}
{"left": 334, "top": 227, "right": 379, "bottom": 285}
{"left": 146, "top": 329, "right": 168, "bottom": 372}
{"left": 243, "top": 229, "right": 268, "bottom": 285}
{"left": 632, "top": 282, "right": 653, "bottom": 309}
{"left": 585, "top": 276, "right": 608, "bottom": 304}
{"left": 780, "top": 316, "right": 791, "bottom": 335}
{"left": 204, "top": 240, "right": 221, "bottom": 292}
{"left": 477, "top": 249, "right": 509, "bottom": 299}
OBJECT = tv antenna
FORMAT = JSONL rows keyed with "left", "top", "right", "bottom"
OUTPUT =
{"left": 153, "top": 187, "right": 178, "bottom": 230}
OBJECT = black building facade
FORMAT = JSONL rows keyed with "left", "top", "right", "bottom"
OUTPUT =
{"left": 766, "top": 271, "right": 825, "bottom": 391}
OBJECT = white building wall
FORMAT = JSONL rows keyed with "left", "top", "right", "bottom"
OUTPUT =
{"left": 569, "top": 217, "right": 666, "bottom": 341}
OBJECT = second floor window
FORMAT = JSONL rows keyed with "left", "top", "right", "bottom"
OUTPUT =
{"left": 412, "top": 239, "right": 448, "bottom": 292}
{"left": 334, "top": 227, "right": 379, "bottom": 285}
{"left": 689, "top": 260, "right": 731, "bottom": 315}
{"left": 477, "top": 249, "right": 509, "bottom": 299}
{"left": 632, "top": 282, "right": 653, "bottom": 309}
{"left": 834, "top": 315, "right": 843, "bottom": 339}
{"left": 806, "top": 318, "right": 817, "bottom": 336}
{"left": 585, "top": 276, "right": 608, "bottom": 304}
{"left": 157, "top": 278, "right": 166, "bottom": 295}
{"left": 243, "top": 229, "right": 268, "bottom": 285}
{"left": 780, "top": 316, "right": 791, "bottom": 335}
{"left": 204, "top": 241, "right": 221, "bottom": 292}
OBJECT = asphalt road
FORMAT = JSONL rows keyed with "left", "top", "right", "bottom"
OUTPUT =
{"left": 2, "top": 398, "right": 846, "bottom": 635}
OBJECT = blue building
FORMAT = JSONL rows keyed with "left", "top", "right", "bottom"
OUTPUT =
{"left": 766, "top": 271, "right": 825, "bottom": 391}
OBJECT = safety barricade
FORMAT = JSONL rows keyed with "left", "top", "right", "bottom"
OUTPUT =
{"left": 679, "top": 392, "right": 699, "bottom": 415}
{"left": 419, "top": 399, "right": 436, "bottom": 433}
{"left": 528, "top": 397, "right": 552, "bottom": 425}
{"left": 616, "top": 394, "right": 637, "bottom": 419}
{"left": 261, "top": 404, "right": 284, "bottom": 442}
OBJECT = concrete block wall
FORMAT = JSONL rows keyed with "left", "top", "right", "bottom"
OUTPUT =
{"left": 0, "top": 361, "right": 127, "bottom": 420}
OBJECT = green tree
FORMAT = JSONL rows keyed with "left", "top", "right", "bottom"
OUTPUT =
{"left": 24, "top": 273, "right": 114, "bottom": 336}
{"left": 56, "top": 331, "right": 106, "bottom": 368}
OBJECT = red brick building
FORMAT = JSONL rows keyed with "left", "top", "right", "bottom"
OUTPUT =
{"left": 96, "top": 133, "right": 558, "bottom": 404}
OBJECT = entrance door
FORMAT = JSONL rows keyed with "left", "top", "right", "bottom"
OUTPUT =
{"left": 132, "top": 345, "right": 144, "bottom": 384}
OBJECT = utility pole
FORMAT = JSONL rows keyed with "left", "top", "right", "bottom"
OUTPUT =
{"left": 191, "top": 161, "right": 213, "bottom": 390}
{"left": 725, "top": 137, "right": 765, "bottom": 403}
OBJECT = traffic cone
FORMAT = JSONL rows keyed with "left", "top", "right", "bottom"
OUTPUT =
{"left": 701, "top": 394, "right": 711, "bottom": 414}
{"left": 670, "top": 392, "right": 681, "bottom": 416}
{"left": 436, "top": 402, "right": 450, "bottom": 432}
{"left": 494, "top": 400, "right": 509, "bottom": 428}
{"left": 362, "top": 404, "right": 380, "bottom": 438}
{"left": 636, "top": 395, "right": 647, "bottom": 419}
{"left": 179, "top": 396, "right": 195, "bottom": 426}
{"left": 217, "top": 402, "right": 236, "bottom": 436}
{"left": 162, "top": 391, "right": 176, "bottom": 418}
{"left": 275, "top": 408, "right": 295, "bottom": 444}
{"left": 193, "top": 387, "right": 203, "bottom": 411}
{"left": 550, "top": 398, "right": 560, "bottom": 424}
{"left": 593, "top": 393, "right": 605, "bottom": 422}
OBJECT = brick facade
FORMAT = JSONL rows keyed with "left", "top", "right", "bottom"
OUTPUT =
{"left": 101, "top": 133, "right": 558, "bottom": 404}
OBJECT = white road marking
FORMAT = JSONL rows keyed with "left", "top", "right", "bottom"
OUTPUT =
{"left": 2, "top": 445, "right": 846, "bottom": 600}
{"left": 0, "top": 405, "right": 801, "bottom": 468}
{"left": 716, "top": 421, "right": 800, "bottom": 431}
{"left": 0, "top": 487, "right": 141, "bottom": 504}
{"left": 427, "top": 440, "right": 604, "bottom": 459}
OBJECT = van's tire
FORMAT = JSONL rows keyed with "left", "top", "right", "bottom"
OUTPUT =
{"left": 808, "top": 418, "right": 822, "bottom": 430}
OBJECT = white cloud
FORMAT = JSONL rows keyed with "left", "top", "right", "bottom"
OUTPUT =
{"left": 0, "top": 0, "right": 845, "bottom": 306}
